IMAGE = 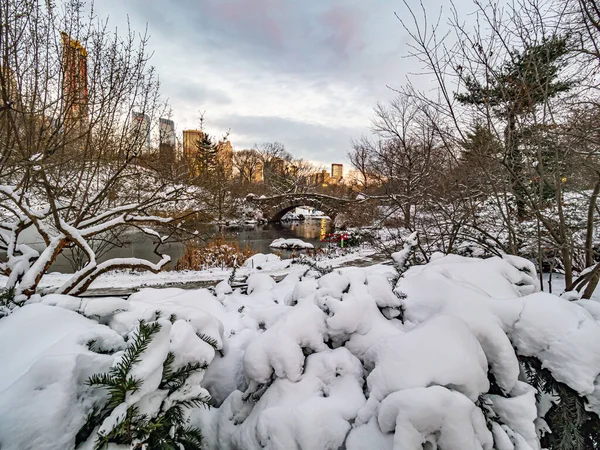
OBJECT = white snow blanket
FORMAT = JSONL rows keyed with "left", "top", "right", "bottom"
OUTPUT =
{"left": 1, "top": 254, "right": 600, "bottom": 450}
{"left": 269, "top": 238, "right": 314, "bottom": 249}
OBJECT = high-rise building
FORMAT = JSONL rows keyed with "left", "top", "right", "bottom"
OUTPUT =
{"left": 159, "top": 118, "right": 175, "bottom": 167}
{"left": 159, "top": 118, "right": 175, "bottom": 145}
{"left": 61, "top": 32, "right": 88, "bottom": 124}
{"left": 217, "top": 139, "right": 233, "bottom": 179}
{"left": 314, "top": 169, "right": 331, "bottom": 186}
{"left": 263, "top": 157, "right": 286, "bottom": 184}
{"left": 331, "top": 163, "right": 343, "bottom": 182}
{"left": 234, "top": 149, "right": 264, "bottom": 183}
{"left": 132, "top": 111, "right": 151, "bottom": 153}
{"left": 183, "top": 129, "right": 204, "bottom": 177}
{"left": 183, "top": 129, "right": 203, "bottom": 161}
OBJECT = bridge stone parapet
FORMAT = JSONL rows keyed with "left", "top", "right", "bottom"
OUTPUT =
{"left": 245, "top": 193, "right": 356, "bottom": 222}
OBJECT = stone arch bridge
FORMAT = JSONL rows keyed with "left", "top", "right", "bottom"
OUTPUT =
{"left": 246, "top": 193, "right": 368, "bottom": 222}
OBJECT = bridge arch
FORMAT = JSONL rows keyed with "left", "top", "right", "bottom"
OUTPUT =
{"left": 270, "top": 202, "right": 336, "bottom": 222}
{"left": 246, "top": 194, "right": 350, "bottom": 223}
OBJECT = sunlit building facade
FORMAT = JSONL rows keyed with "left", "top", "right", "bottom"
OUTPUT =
{"left": 183, "top": 129, "right": 233, "bottom": 179}
{"left": 331, "top": 163, "right": 343, "bottom": 182}
{"left": 61, "top": 32, "right": 88, "bottom": 125}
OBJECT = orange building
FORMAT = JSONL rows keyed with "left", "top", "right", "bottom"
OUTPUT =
{"left": 331, "top": 163, "right": 343, "bottom": 182}
{"left": 61, "top": 32, "right": 88, "bottom": 124}
{"left": 314, "top": 169, "right": 331, "bottom": 186}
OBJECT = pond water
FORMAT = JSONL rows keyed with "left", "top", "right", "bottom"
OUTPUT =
{"left": 47, "top": 218, "right": 334, "bottom": 273}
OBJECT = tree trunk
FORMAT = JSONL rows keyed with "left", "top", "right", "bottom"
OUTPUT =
{"left": 585, "top": 176, "right": 600, "bottom": 267}
{"left": 504, "top": 112, "right": 526, "bottom": 220}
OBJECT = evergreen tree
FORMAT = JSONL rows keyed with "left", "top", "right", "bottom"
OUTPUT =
{"left": 194, "top": 133, "right": 219, "bottom": 177}
{"left": 456, "top": 36, "right": 573, "bottom": 218}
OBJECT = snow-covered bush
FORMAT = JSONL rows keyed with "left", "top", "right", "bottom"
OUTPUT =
{"left": 2, "top": 254, "right": 600, "bottom": 449}
{"left": 175, "top": 238, "right": 256, "bottom": 270}
{"left": 191, "top": 254, "right": 600, "bottom": 449}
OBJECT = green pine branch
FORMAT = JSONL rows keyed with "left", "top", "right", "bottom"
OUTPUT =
{"left": 196, "top": 332, "right": 219, "bottom": 351}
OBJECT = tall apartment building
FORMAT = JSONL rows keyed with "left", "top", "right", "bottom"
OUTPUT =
{"left": 263, "top": 157, "right": 286, "bottom": 184}
{"left": 331, "top": 163, "right": 343, "bottom": 182}
{"left": 182, "top": 129, "right": 203, "bottom": 161}
{"left": 132, "top": 111, "right": 151, "bottom": 153}
{"left": 218, "top": 139, "right": 234, "bottom": 179}
{"left": 314, "top": 169, "right": 331, "bottom": 186}
{"left": 61, "top": 32, "right": 88, "bottom": 125}
{"left": 159, "top": 118, "right": 175, "bottom": 167}
{"left": 234, "top": 149, "right": 264, "bottom": 183}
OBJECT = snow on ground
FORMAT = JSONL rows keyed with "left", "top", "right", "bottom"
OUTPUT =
{"left": 269, "top": 238, "right": 314, "bottom": 249}
{"left": 1, "top": 254, "right": 600, "bottom": 449}
{"left": 0, "top": 247, "right": 378, "bottom": 294}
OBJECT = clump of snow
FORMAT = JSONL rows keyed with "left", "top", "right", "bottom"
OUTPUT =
{"left": 390, "top": 231, "right": 418, "bottom": 268}
{"left": 376, "top": 386, "right": 493, "bottom": 450}
{"left": 246, "top": 273, "right": 276, "bottom": 294}
{"left": 243, "top": 253, "right": 282, "bottom": 269}
{"left": 269, "top": 238, "right": 314, "bottom": 249}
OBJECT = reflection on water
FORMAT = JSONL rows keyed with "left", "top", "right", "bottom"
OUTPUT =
{"left": 287, "top": 219, "right": 331, "bottom": 241}
{"left": 218, "top": 218, "right": 334, "bottom": 256}
{"left": 48, "top": 218, "right": 334, "bottom": 274}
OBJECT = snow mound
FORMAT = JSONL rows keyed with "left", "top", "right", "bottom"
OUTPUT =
{"left": 0, "top": 304, "right": 125, "bottom": 450}
{"left": 243, "top": 253, "right": 282, "bottom": 269}
{"left": 0, "top": 288, "right": 225, "bottom": 450}
{"left": 269, "top": 238, "right": 314, "bottom": 249}
{"left": 198, "top": 254, "right": 600, "bottom": 450}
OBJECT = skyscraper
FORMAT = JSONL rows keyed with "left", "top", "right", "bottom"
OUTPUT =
{"left": 183, "top": 129, "right": 204, "bottom": 173}
{"left": 159, "top": 118, "right": 175, "bottom": 167}
{"left": 61, "top": 32, "right": 88, "bottom": 124}
{"left": 331, "top": 163, "right": 343, "bottom": 182}
{"left": 217, "top": 139, "right": 233, "bottom": 179}
{"left": 132, "top": 111, "right": 151, "bottom": 153}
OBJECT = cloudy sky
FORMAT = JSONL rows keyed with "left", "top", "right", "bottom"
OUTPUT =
{"left": 93, "top": 0, "right": 456, "bottom": 166}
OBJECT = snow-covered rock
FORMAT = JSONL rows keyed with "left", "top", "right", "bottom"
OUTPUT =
{"left": 269, "top": 238, "right": 314, "bottom": 249}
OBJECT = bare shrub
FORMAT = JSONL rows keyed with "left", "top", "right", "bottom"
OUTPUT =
{"left": 174, "top": 237, "right": 255, "bottom": 270}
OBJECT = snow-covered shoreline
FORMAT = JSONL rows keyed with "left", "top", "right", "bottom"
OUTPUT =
{"left": 0, "top": 247, "right": 380, "bottom": 295}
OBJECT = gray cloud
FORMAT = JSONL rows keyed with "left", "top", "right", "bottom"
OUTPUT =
{"left": 212, "top": 114, "right": 365, "bottom": 164}
{"left": 91, "top": 0, "right": 465, "bottom": 165}
{"left": 166, "top": 82, "right": 232, "bottom": 107}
